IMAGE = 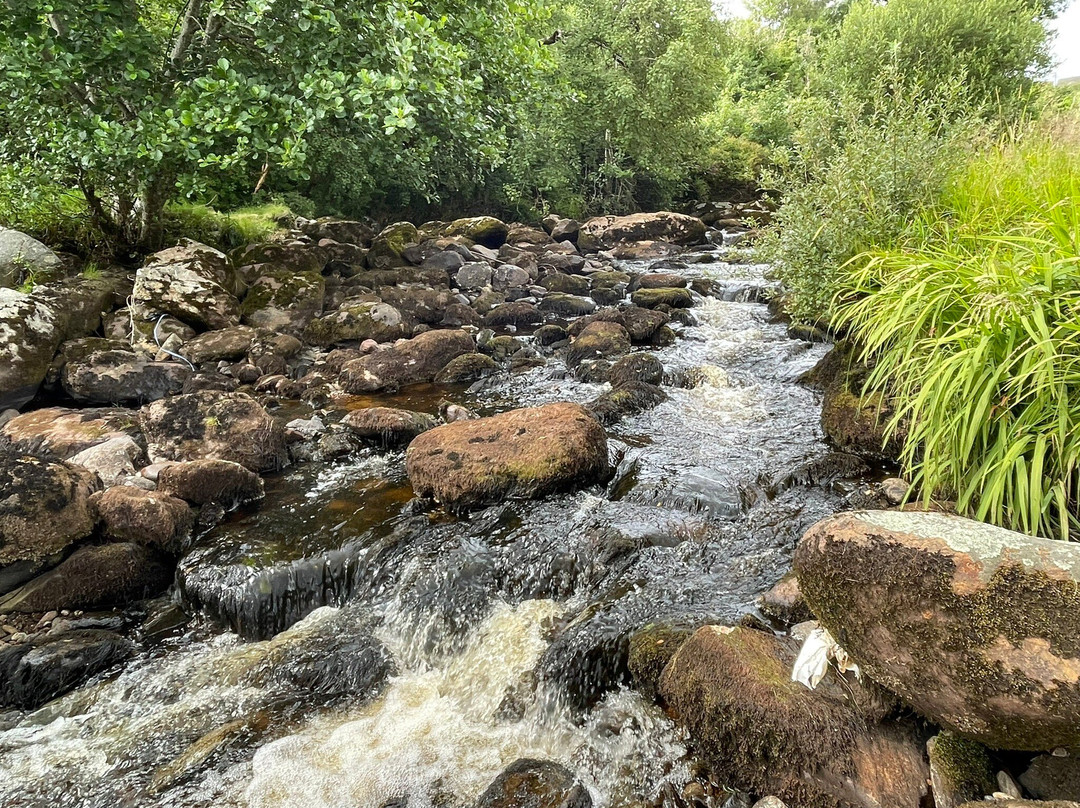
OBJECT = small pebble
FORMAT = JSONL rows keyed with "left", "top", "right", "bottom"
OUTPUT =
{"left": 1053, "top": 747, "right": 1069, "bottom": 757}
{"left": 35, "top": 611, "right": 58, "bottom": 630}
{"left": 2, "top": 625, "right": 17, "bottom": 635}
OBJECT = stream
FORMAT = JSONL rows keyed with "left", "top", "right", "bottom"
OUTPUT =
{"left": 0, "top": 247, "right": 869, "bottom": 808}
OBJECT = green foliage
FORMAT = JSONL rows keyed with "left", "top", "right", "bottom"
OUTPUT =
{"left": 835, "top": 119, "right": 1080, "bottom": 539}
{"left": 163, "top": 202, "right": 288, "bottom": 250}
{"left": 0, "top": 0, "right": 548, "bottom": 249}
{"left": 821, "top": 0, "right": 1052, "bottom": 118}
{"left": 501, "top": 0, "right": 726, "bottom": 215}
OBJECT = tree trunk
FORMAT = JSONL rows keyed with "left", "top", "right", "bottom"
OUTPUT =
{"left": 138, "top": 177, "right": 170, "bottom": 250}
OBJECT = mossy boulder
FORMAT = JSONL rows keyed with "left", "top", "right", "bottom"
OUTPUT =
{"left": 620, "top": 307, "right": 670, "bottom": 343}
{"left": 627, "top": 623, "right": 694, "bottom": 702}
{"left": 240, "top": 267, "right": 325, "bottom": 334}
{"left": 443, "top": 216, "right": 509, "bottom": 249}
{"left": 339, "top": 329, "right": 475, "bottom": 393}
{"left": 577, "top": 212, "right": 706, "bottom": 252}
{"left": 132, "top": 241, "right": 241, "bottom": 331}
{"left": 630, "top": 287, "right": 694, "bottom": 309}
{"left": 435, "top": 352, "right": 500, "bottom": 383}
{"left": 541, "top": 272, "right": 590, "bottom": 296}
{"left": 586, "top": 381, "right": 667, "bottom": 425}
{"left": 538, "top": 293, "right": 597, "bottom": 318}
{"left": 303, "top": 300, "right": 409, "bottom": 347}
{"left": 0, "top": 227, "right": 63, "bottom": 288}
{"left": 635, "top": 272, "right": 688, "bottom": 290}
{"left": 796, "top": 510, "right": 1080, "bottom": 750}
{"left": 341, "top": 406, "right": 438, "bottom": 448}
{"left": 157, "top": 459, "right": 264, "bottom": 508}
{"left": 367, "top": 221, "right": 418, "bottom": 267}
{"left": 91, "top": 486, "right": 195, "bottom": 555}
{"left": 566, "top": 321, "right": 631, "bottom": 368}
{"left": 484, "top": 301, "right": 541, "bottom": 328}
{"left": 658, "top": 625, "right": 929, "bottom": 808}
{"left": 405, "top": 402, "right": 608, "bottom": 510}
{"left": 139, "top": 391, "right": 287, "bottom": 473}
{"left": 608, "top": 353, "right": 664, "bottom": 387}
{"left": 1, "top": 406, "right": 141, "bottom": 458}
{"left": 1021, "top": 754, "right": 1080, "bottom": 801}
{"left": 927, "top": 731, "right": 995, "bottom": 808}
{"left": 0, "top": 542, "right": 172, "bottom": 613}
{"left": 0, "top": 446, "right": 99, "bottom": 567}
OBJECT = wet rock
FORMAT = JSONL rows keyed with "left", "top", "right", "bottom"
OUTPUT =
{"left": 241, "top": 267, "right": 325, "bottom": 333}
{"left": 0, "top": 542, "right": 172, "bottom": 613}
{"left": 184, "top": 325, "right": 257, "bottom": 364}
{"left": 0, "top": 448, "right": 98, "bottom": 567}
{"left": 630, "top": 287, "right": 694, "bottom": 309}
{"left": 541, "top": 272, "right": 590, "bottom": 296}
{"left": 586, "top": 381, "right": 667, "bottom": 425}
{"left": 379, "top": 286, "right": 455, "bottom": 326}
{"left": 493, "top": 264, "right": 532, "bottom": 290}
{"left": 796, "top": 510, "right": 1080, "bottom": 750}
{"left": 627, "top": 623, "right": 694, "bottom": 702}
{"left": 535, "top": 325, "right": 568, "bottom": 347}
{"left": 881, "top": 477, "right": 911, "bottom": 506}
{"left": 341, "top": 407, "right": 438, "bottom": 448}
{"left": 0, "top": 628, "right": 133, "bottom": 709}
{"left": 0, "top": 406, "right": 141, "bottom": 458}
{"left": 481, "top": 335, "right": 524, "bottom": 362}
{"left": 538, "top": 294, "right": 596, "bottom": 318}
{"left": 619, "top": 307, "right": 670, "bottom": 343}
{"left": 957, "top": 802, "right": 1080, "bottom": 808}
{"left": 139, "top": 391, "right": 288, "bottom": 473}
{"left": 757, "top": 572, "right": 812, "bottom": 626}
{"left": 484, "top": 301, "right": 541, "bottom": 328}
{"left": 578, "top": 212, "right": 705, "bottom": 252}
{"left": 610, "top": 241, "right": 684, "bottom": 260}
{"left": 443, "top": 216, "right": 509, "bottom": 249}
{"left": 1022, "top": 754, "right": 1080, "bottom": 801}
{"left": 405, "top": 402, "right": 608, "bottom": 510}
{"left": 473, "top": 758, "right": 592, "bottom": 808}
{"left": 0, "top": 227, "right": 63, "bottom": 288}
{"left": 340, "top": 329, "right": 475, "bottom": 393}
{"left": 303, "top": 300, "right": 410, "bottom": 347}
{"left": 157, "top": 459, "right": 264, "bottom": 508}
{"left": 566, "top": 321, "right": 631, "bottom": 368}
{"left": 636, "top": 272, "right": 688, "bottom": 289}
{"left": 60, "top": 342, "right": 191, "bottom": 405}
{"left": 608, "top": 353, "right": 663, "bottom": 387}
{"left": 551, "top": 219, "right": 581, "bottom": 244}
{"left": 68, "top": 435, "right": 144, "bottom": 487}
{"left": 435, "top": 353, "right": 500, "bottom": 383}
{"left": 927, "top": 731, "right": 996, "bottom": 808}
{"left": 132, "top": 241, "right": 240, "bottom": 331}
{"left": 658, "top": 625, "right": 929, "bottom": 808}
{"left": 443, "top": 302, "right": 484, "bottom": 327}
{"left": 91, "top": 486, "right": 195, "bottom": 554}
{"left": 0, "top": 288, "right": 65, "bottom": 410}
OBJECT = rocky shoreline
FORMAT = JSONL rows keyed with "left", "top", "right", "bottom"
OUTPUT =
{"left": 1, "top": 206, "right": 1078, "bottom": 807}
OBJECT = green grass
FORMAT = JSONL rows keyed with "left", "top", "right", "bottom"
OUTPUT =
{"left": 836, "top": 117, "right": 1080, "bottom": 539}
{"left": 163, "top": 202, "right": 290, "bottom": 251}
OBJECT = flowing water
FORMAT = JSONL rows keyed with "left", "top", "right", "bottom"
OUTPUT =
{"left": 0, "top": 248, "right": 869, "bottom": 808}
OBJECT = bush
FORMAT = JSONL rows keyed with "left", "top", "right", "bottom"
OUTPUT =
{"left": 836, "top": 116, "right": 1080, "bottom": 538}
{"left": 162, "top": 203, "right": 289, "bottom": 251}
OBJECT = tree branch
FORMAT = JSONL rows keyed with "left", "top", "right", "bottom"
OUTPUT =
{"left": 170, "top": 0, "right": 205, "bottom": 69}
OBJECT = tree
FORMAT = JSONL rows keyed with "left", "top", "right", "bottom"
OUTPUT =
{"left": 0, "top": 0, "right": 548, "bottom": 248}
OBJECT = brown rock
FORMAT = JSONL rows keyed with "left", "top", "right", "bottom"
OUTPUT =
{"left": 139, "top": 391, "right": 288, "bottom": 473}
{"left": 473, "top": 759, "right": 591, "bottom": 808}
{"left": 341, "top": 407, "right": 438, "bottom": 448}
{"left": 157, "top": 459, "right": 264, "bottom": 508}
{"left": 578, "top": 212, "right": 705, "bottom": 252}
{"left": 658, "top": 625, "right": 929, "bottom": 808}
{"left": 1, "top": 407, "right": 141, "bottom": 458}
{"left": 339, "top": 329, "right": 475, "bottom": 393}
{"left": 1022, "top": 754, "right": 1080, "bottom": 801}
{"left": 184, "top": 326, "right": 257, "bottom": 364}
{"left": 796, "top": 510, "right": 1080, "bottom": 750}
{"left": 91, "top": 486, "right": 195, "bottom": 554}
{"left": 758, "top": 572, "right": 813, "bottom": 626}
{"left": 405, "top": 403, "right": 608, "bottom": 510}
{"left": 566, "top": 321, "right": 630, "bottom": 368}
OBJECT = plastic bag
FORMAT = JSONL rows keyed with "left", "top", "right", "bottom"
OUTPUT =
{"left": 791, "top": 626, "right": 860, "bottom": 689}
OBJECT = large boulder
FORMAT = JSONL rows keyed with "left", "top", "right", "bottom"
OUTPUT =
{"left": 405, "top": 402, "right": 608, "bottom": 510}
{"left": 0, "top": 227, "right": 62, "bottom": 288}
{"left": 443, "top": 216, "right": 510, "bottom": 249}
{"left": 339, "top": 329, "right": 475, "bottom": 393}
{"left": 566, "top": 321, "right": 630, "bottom": 368}
{"left": 0, "top": 629, "right": 133, "bottom": 710}
{"left": 0, "top": 447, "right": 99, "bottom": 567}
{"left": 341, "top": 407, "right": 438, "bottom": 448}
{"left": 132, "top": 241, "right": 241, "bottom": 332}
{"left": 368, "top": 222, "right": 418, "bottom": 267}
{"left": 183, "top": 325, "right": 257, "bottom": 364}
{"left": 91, "top": 486, "right": 195, "bottom": 554}
{"left": 0, "top": 542, "right": 172, "bottom": 613}
{"left": 60, "top": 341, "right": 190, "bottom": 405}
{"left": 68, "top": 435, "right": 144, "bottom": 487}
{"left": 303, "top": 300, "right": 409, "bottom": 347}
{"left": 139, "top": 391, "right": 287, "bottom": 473}
{"left": 658, "top": 625, "right": 929, "bottom": 808}
{"left": 796, "top": 510, "right": 1080, "bottom": 750}
{"left": 0, "top": 288, "right": 64, "bottom": 410}
{"left": 157, "top": 459, "right": 264, "bottom": 508}
{"left": 241, "top": 267, "right": 325, "bottom": 334}
{"left": 0, "top": 406, "right": 141, "bottom": 458}
{"left": 473, "top": 759, "right": 592, "bottom": 808}
{"left": 577, "top": 212, "right": 706, "bottom": 252}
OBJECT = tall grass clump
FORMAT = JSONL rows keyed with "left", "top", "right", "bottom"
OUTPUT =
{"left": 837, "top": 116, "right": 1080, "bottom": 539}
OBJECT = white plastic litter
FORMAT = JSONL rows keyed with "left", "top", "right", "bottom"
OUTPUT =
{"left": 791, "top": 626, "right": 860, "bottom": 689}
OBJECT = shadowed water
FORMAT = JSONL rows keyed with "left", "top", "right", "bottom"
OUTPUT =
{"left": 0, "top": 248, "right": 864, "bottom": 808}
